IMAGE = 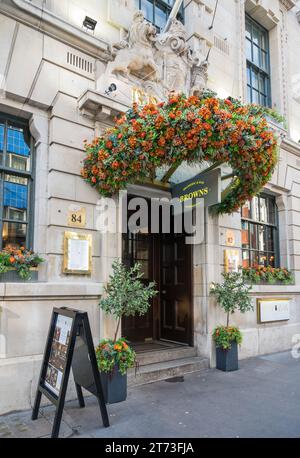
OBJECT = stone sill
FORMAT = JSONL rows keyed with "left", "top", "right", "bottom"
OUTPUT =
{"left": 2, "top": 0, "right": 110, "bottom": 60}
{"left": 250, "top": 284, "right": 300, "bottom": 295}
{"left": 0, "top": 281, "right": 104, "bottom": 299}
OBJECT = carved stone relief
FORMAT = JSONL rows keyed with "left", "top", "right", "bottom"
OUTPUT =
{"left": 98, "top": 12, "right": 208, "bottom": 104}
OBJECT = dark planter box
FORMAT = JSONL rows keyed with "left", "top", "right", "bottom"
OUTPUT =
{"left": 216, "top": 341, "right": 238, "bottom": 372}
{"left": 0, "top": 269, "right": 38, "bottom": 282}
{"left": 100, "top": 367, "right": 127, "bottom": 404}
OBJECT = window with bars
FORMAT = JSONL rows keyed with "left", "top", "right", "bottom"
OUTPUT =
{"left": 241, "top": 194, "right": 279, "bottom": 269}
{"left": 0, "top": 114, "right": 34, "bottom": 250}
{"left": 246, "top": 14, "right": 271, "bottom": 107}
{"left": 135, "top": 0, "right": 184, "bottom": 32}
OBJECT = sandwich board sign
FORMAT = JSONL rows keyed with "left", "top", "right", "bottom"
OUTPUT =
{"left": 32, "top": 307, "right": 109, "bottom": 438}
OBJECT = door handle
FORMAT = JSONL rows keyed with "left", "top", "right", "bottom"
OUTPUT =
{"left": 161, "top": 290, "right": 166, "bottom": 294}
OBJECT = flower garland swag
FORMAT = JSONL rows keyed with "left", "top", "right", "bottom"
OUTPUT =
{"left": 81, "top": 90, "right": 282, "bottom": 214}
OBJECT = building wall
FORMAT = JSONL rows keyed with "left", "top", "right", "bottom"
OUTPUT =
{"left": 0, "top": 0, "right": 300, "bottom": 414}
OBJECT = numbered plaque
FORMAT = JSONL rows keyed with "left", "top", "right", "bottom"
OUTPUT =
{"left": 63, "top": 232, "right": 92, "bottom": 275}
{"left": 67, "top": 207, "right": 86, "bottom": 228}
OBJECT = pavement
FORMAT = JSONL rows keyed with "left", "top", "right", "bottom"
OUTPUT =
{"left": 0, "top": 351, "right": 300, "bottom": 438}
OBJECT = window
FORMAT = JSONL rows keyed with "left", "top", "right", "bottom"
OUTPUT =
{"left": 135, "top": 0, "right": 184, "bottom": 32}
{"left": 246, "top": 15, "right": 271, "bottom": 107}
{"left": 0, "top": 115, "right": 34, "bottom": 250}
{"left": 241, "top": 194, "right": 279, "bottom": 268}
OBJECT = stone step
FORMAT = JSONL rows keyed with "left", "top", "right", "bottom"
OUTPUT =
{"left": 135, "top": 346, "right": 198, "bottom": 367}
{"left": 128, "top": 356, "right": 209, "bottom": 387}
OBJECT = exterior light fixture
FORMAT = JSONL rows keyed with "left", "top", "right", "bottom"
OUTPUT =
{"left": 105, "top": 83, "right": 117, "bottom": 96}
{"left": 83, "top": 16, "right": 97, "bottom": 32}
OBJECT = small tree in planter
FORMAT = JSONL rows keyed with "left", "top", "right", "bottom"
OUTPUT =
{"left": 210, "top": 271, "right": 253, "bottom": 372}
{"left": 97, "top": 260, "right": 158, "bottom": 403}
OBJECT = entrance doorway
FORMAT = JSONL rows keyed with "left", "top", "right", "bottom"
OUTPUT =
{"left": 122, "top": 196, "right": 193, "bottom": 345}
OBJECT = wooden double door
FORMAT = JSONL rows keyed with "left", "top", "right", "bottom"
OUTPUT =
{"left": 122, "top": 199, "right": 192, "bottom": 345}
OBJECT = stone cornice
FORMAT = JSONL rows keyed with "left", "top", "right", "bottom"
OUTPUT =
{"left": 279, "top": 0, "right": 296, "bottom": 11}
{"left": 78, "top": 90, "right": 130, "bottom": 122}
{"left": 0, "top": 0, "right": 112, "bottom": 61}
{"left": 281, "top": 137, "right": 300, "bottom": 157}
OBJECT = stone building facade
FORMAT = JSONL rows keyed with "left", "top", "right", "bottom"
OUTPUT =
{"left": 0, "top": 0, "right": 300, "bottom": 414}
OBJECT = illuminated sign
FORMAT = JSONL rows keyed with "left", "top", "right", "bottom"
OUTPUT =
{"left": 171, "top": 168, "right": 221, "bottom": 209}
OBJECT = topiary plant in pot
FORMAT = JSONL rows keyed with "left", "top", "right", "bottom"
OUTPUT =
{"left": 210, "top": 271, "right": 253, "bottom": 372}
{"left": 98, "top": 260, "right": 158, "bottom": 403}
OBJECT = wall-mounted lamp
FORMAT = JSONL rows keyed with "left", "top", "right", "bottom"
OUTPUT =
{"left": 105, "top": 83, "right": 117, "bottom": 96}
{"left": 83, "top": 16, "right": 97, "bottom": 32}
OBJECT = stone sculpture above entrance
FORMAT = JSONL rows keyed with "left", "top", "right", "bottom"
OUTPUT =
{"left": 97, "top": 11, "right": 209, "bottom": 106}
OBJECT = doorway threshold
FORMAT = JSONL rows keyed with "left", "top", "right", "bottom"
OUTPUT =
{"left": 132, "top": 340, "right": 187, "bottom": 354}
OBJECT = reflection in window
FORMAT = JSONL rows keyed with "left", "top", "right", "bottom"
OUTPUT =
{"left": 246, "top": 15, "right": 271, "bottom": 107}
{"left": 0, "top": 115, "right": 33, "bottom": 250}
{"left": 135, "top": 0, "right": 184, "bottom": 32}
{"left": 241, "top": 194, "right": 278, "bottom": 268}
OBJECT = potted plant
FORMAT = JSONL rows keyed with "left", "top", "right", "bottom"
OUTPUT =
{"left": 242, "top": 266, "right": 294, "bottom": 285}
{"left": 97, "top": 260, "right": 158, "bottom": 403}
{"left": 0, "top": 246, "right": 44, "bottom": 282}
{"left": 210, "top": 271, "right": 253, "bottom": 372}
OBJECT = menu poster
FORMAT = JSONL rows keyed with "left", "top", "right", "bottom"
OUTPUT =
{"left": 224, "top": 249, "right": 240, "bottom": 273}
{"left": 63, "top": 232, "right": 92, "bottom": 275}
{"left": 44, "top": 314, "right": 73, "bottom": 397}
{"left": 68, "top": 239, "right": 89, "bottom": 271}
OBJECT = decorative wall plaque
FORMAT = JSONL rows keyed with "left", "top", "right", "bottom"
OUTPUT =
{"left": 226, "top": 230, "right": 235, "bottom": 246}
{"left": 63, "top": 232, "right": 92, "bottom": 275}
{"left": 224, "top": 249, "right": 240, "bottom": 273}
{"left": 257, "top": 298, "right": 291, "bottom": 323}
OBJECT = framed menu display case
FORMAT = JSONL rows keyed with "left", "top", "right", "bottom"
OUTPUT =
{"left": 63, "top": 231, "right": 92, "bottom": 275}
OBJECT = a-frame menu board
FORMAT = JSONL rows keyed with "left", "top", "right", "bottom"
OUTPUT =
{"left": 32, "top": 307, "right": 109, "bottom": 438}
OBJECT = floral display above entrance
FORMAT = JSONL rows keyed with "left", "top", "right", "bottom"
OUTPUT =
{"left": 81, "top": 90, "right": 282, "bottom": 214}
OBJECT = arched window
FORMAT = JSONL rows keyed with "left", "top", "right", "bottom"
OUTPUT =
{"left": 0, "top": 114, "right": 34, "bottom": 250}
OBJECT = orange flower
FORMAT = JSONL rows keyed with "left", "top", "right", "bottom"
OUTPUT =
{"left": 112, "top": 161, "right": 120, "bottom": 170}
{"left": 9, "top": 256, "right": 15, "bottom": 264}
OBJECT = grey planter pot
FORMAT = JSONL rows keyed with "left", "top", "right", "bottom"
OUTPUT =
{"left": 216, "top": 341, "right": 239, "bottom": 372}
{"left": 0, "top": 269, "right": 38, "bottom": 282}
{"left": 100, "top": 366, "right": 127, "bottom": 404}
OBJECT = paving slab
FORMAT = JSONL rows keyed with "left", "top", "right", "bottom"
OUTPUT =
{"left": 0, "top": 351, "right": 299, "bottom": 438}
